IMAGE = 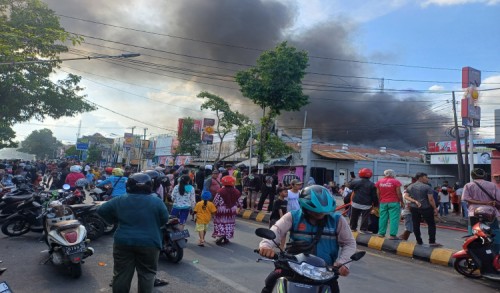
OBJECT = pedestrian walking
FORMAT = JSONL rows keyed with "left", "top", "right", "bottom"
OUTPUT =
{"left": 170, "top": 175, "right": 196, "bottom": 231}
{"left": 349, "top": 168, "right": 378, "bottom": 234}
{"left": 212, "top": 176, "right": 242, "bottom": 245}
{"left": 286, "top": 179, "right": 303, "bottom": 212}
{"left": 462, "top": 168, "right": 500, "bottom": 253}
{"left": 404, "top": 172, "right": 442, "bottom": 246}
{"left": 193, "top": 191, "right": 217, "bottom": 247}
{"left": 438, "top": 187, "right": 450, "bottom": 216}
{"left": 375, "top": 169, "right": 403, "bottom": 239}
{"left": 97, "top": 173, "right": 169, "bottom": 292}
{"left": 257, "top": 168, "right": 278, "bottom": 212}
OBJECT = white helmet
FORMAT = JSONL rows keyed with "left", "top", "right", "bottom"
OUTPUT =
{"left": 70, "top": 165, "right": 82, "bottom": 173}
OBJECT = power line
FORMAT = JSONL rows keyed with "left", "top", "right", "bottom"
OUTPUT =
{"left": 59, "top": 14, "right": 500, "bottom": 73}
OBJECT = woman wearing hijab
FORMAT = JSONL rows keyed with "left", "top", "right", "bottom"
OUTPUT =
{"left": 212, "top": 175, "right": 242, "bottom": 245}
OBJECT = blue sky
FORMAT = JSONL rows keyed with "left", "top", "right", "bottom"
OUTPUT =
{"left": 12, "top": 0, "right": 500, "bottom": 146}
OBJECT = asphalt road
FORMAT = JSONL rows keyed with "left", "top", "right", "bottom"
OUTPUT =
{"left": 1, "top": 218, "right": 498, "bottom": 293}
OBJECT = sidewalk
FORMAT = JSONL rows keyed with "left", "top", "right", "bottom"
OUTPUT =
{"left": 237, "top": 196, "right": 468, "bottom": 267}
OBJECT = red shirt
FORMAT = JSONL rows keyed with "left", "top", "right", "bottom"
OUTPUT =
{"left": 375, "top": 177, "right": 402, "bottom": 203}
{"left": 65, "top": 172, "right": 85, "bottom": 187}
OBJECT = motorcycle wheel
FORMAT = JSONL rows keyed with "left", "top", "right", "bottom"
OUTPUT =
{"left": 83, "top": 215, "right": 104, "bottom": 241}
{"left": 454, "top": 257, "right": 481, "bottom": 278}
{"left": 69, "top": 263, "right": 82, "bottom": 278}
{"left": 164, "top": 241, "right": 184, "bottom": 263}
{"left": 1, "top": 216, "right": 31, "bottom": 237}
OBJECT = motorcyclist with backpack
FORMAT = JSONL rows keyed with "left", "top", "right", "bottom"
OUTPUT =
{"left": 259, "top": 185, "right": 356, "bottom": 293}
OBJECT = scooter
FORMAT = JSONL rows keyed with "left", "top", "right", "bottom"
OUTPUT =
{"left": 160, "top": 215, "right": 189, "bottom": 263}
{"left": 40, "top": 201, "right": 94, "bottom": 278}
{"left": 452, "top": 206, "right": 500, "bottom": 281}
{"left": 255, "top": 227, "right": 365, "bottom": 292}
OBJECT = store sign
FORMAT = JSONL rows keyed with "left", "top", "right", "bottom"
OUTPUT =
{"left": 430, "top": 152, "right": 491, "bottom": 165}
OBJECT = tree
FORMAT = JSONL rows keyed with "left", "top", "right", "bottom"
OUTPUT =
{"left": 174, "top": 117, "right": 201, "bottom": 156}
{"left": 86, "top": 145, "right": 103, "bottom": 164}
{"left": 18, "top": 128, "right": 61, "bottom": 159}
{"left": 197, "top": 91, "right": 249, "bottom": 163}
{"left": 0, "top": 0, "right": 95, "bottom": 149}
{"left": 65, "top": 145, "right": 79, "bottom": 158}
{"left": 235, "top": 41, "right": 309, "bottom": 162}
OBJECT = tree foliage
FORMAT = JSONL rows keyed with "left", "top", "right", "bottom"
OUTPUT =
{"left": 197, "top": 91, "right": 249, "bottom": 163}
{"left": 18, "top": 128, "right": 61, "bottom": 159}
{"left": 65, "top": 145, "right": 79, "bottom": 158}
{"left": 86, "top": 145, "right": 103, "bottom": 164}
{"left": 235, "top": 41, "right": 309, "bottom": 162}
{"left": 174, "top": 117, "right": 201, "bottom": 156}
{"left": 0, "top": 0, "right": 95, "bottom": 149}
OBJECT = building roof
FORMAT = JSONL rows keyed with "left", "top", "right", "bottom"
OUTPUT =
{"left": 312, "top": 149, "right": 371, "bottom": 161}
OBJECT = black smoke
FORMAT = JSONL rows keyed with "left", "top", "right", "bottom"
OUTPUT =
{"left": 42, "top": 0, "right": 448, "bottom": 149}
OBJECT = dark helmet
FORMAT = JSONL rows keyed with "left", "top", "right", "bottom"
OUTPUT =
{"left": 474, "top": 206, "right": 496, "bottom": 223}
{"left": 12, "top": 175, "right": 27, "bottom": 185}
{"left": 126, "top": 173, "right": 152, "bottom": 194}
{"left": 144, "top": 170, "right": 161, "bottom": 189}
{"left": 299, "top": 185, "right": 336, "bottom": 214}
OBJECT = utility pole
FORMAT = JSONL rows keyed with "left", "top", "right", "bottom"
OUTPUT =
{"left": 126, "top": 126, "right": 136, "bottom": 167}
{"left": 249, "top": 126, "right": 253, "bottom": 170}
{"left": 137, "top": 128, "right": 148, "bottom": 171}
{"left": 452, "top": 92, "right": 465, "bottom": 186}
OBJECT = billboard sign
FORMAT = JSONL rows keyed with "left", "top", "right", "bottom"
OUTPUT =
{"left": 462, "top": 67, "right": 481, "bottom": 88}
{"left": 76, "top": 142, "right": 89, "bottom": 150}
{"left": 123, "top": 133, "right": 133, "bottom": 148}
{"left": 430, "top": 152, "right": 491, "bottom": 165}
{"left": 154, "top": 136, "right": 173, "bottom": 157}
{"left": 202, "top": 118, "right": 215, "bottom": 144}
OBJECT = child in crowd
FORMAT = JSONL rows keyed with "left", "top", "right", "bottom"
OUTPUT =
{"left": 193, "top": 191, "right": 217, "bottom": 247}
{"left": 398, "top": 184, "right": 413, "bottom": 240}
{"left": 269, "top": 187, "right": 288, "bottom": 249}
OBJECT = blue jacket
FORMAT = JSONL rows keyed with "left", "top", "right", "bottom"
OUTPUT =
{"left": 97, "top": 175, "right": 127, "bottom": 197}
{"left": 97, "top": 193, "right": 169, "bottom": 249}
{"left": 289, "top": 209, "right": 341, "bottom": 266}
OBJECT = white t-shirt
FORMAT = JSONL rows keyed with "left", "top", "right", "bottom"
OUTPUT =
{"left": 287, "top": 190, "right": 301, "bottom": 212}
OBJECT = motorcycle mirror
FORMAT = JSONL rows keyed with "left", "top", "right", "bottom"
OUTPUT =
{"left": 62, "top": 184, "right": 70, "bottom": 190}
{"left": 255, "top": 228, "right": 276, "bottom": 240}
{"left": 350, "top": 251, "right": 366, "bottom": 261}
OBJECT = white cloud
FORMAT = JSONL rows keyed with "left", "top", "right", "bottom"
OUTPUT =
{"left": 422, "top": 0, "right": 500, "bottom": 7}
{"left": 429, "top": 85, "right": 445, "bottom": 91}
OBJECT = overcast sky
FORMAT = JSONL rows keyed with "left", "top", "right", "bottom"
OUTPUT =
{"left": 12, "top": 0, "right": 500, "bottom": 149}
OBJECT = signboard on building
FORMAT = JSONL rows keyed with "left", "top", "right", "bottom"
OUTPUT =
{"left": 430, "top": 152, "right": 491, "bottom": 165}
{"left": 123, "top": 133, "right": 133, "bottom": 148}
{"left": 154, "top": 136, "right": 173, "bottom": 157}
{"left": 177, "top": 118, "right": 202, "bottom": 137}
{"left": 76, "top": 142, "right": 89, "bottom": 150}
{"left": 462, "top": 67, "right": 481, "bottom": 88}
{"left": 427, "top": 139, "right": 494, "bottom": 153}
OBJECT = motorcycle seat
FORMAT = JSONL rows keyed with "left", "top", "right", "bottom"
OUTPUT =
{"left": 52, "top": 220, "right": 81, "bottom": 232}
{"left": 3, "top": 194, "right": 32, "bottom": 203}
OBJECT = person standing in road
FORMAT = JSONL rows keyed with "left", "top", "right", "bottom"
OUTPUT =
{"left": 193, "top": 191, "right": 217, "bottom": 246}
{"left": 438, "top": 187, "right": 450, "bottom": 217}
{"left": 257, "top": 168, "right": 278, "bottom": 212}
{"left": 97, "top": 173, "right": 169, "bottom": 293}
{"left": 349, "top": 168, "right": 378, "bottom": 234}
{"left": 282, "top": 166, "right": 300, "bottom": 188}
{"left": 375, "top": 169, "right": 403, "bottom": 239}
{"left": 212, "top": 175, "right": 242, "bottom": 245}
{"left": 404, "top": 172, "right": 442, "bottom": 247}
{"left": 286, "top": 179, "right": 303, "bottom": 212}
{"left": 170, "top": 175, "right": 196, "bottom": 231}
{"left": 462, "top": 168, "right": 500, "bottom": 253}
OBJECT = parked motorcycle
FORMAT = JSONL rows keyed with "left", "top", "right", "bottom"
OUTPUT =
{"left": 67, "top": 202, "right": 105, "bottom": 241}
{"left": 0, "top": 185, "right": 37, "bottom": 219}
{"left": 41, "top": 201, "right": 94, "bottom": 278}
{"left": 453, "top": 206, "right": 500, "bottom": 281}
{"left": 1, "top": 193, "right": 49, "bottom": 236}
{"left": 92, "top": 201, "right": 118, "bottom": 235}
{"left": 160, "top": 215, "right": 189, "bottom": 263}
{"left": 255, "top": 227, "right": 365, "bottom": 292}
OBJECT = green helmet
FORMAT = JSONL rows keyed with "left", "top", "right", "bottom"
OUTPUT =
{"left": 299, "top": 185, "right": 336, "bottom": 213}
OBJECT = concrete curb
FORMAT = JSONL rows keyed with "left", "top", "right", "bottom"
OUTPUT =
{"left": 238, "top": 210, "right": 457, "bottom": 267}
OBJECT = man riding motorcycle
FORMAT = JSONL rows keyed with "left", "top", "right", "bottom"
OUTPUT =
{"left": 259, "top": 185, "right": 356, "bottom": 293}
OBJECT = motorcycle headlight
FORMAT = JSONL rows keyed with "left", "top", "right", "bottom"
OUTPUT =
{"left": 287, "top": 261, "right": 335, "bottom": 281}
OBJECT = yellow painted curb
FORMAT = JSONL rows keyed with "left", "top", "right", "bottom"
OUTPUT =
{"left": 255, "top": 212, "right": 266, "bottom": 222}
{"left": 367, "top": 236, "right": 384, "bottom": 250}
{"left": 242, "top": 210, "right": 253, "bottom": 219}
{"left": 397, "top": 242, "right": 415, "bottom": 257}
{"left": 430, "top": 248, "right": 454, "bottom": 266}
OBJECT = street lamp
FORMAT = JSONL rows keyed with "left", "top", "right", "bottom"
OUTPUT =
{"left": 0, "top": 53, "right": 141, "bottom": 66}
